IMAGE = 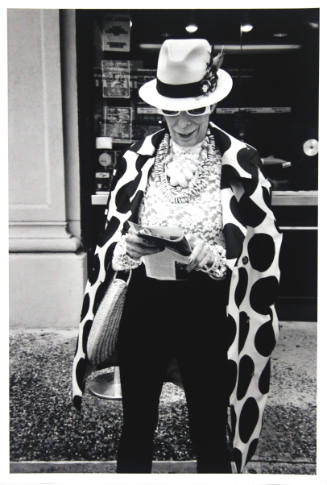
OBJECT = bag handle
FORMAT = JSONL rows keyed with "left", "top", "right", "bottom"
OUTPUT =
{"left": 115, "top": 269, "right": 132, "bottom": 285}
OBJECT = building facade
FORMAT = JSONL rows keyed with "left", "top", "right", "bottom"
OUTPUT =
{"left": 9, "top": 10, "right": 86, "bottom": 328}
{"left": 8, "top": 9, "right": 318, "bottom": 329}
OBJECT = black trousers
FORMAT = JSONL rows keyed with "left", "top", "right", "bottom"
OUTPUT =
{"left": 116, "top": 265, "right": 232, "bottom": 473}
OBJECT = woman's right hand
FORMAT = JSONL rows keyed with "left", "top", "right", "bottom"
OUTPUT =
{"left": 125, "top": 227, "right": 165, "bottom": 260}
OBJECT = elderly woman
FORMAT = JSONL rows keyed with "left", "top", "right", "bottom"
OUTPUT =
{"left": 72, "top": 38, "right": 282, "bottom": 474}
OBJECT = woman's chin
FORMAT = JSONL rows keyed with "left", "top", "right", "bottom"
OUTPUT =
{"left": 172, "top": 130, "right": 199, "bottom": 147}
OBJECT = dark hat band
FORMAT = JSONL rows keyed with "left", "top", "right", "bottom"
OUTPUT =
{"left": 156, "top": 77, "right": 206, "bottom": 98}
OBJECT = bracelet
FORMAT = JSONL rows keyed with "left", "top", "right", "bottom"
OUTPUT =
{"left": 112, "top": 235, "right": 142, "bottom": 271}
{"left": 199, "top": 245, "right": 227, "bottom": 280}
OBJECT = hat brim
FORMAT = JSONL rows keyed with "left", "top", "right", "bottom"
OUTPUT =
{"left": 138, "top": 69, "right": 233, "bottom": 111}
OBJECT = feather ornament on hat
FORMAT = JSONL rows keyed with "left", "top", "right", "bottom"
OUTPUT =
{"left": 200, "top": 46, "right": 224, "bottom": 95}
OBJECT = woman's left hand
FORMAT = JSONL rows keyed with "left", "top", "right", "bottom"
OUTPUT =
{"left": 186, "top": 237, "right": 214, "bottom": 272}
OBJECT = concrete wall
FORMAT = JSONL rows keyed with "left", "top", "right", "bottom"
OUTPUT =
{"left": 8, "top": 9, "right": 87, "bottom": 329}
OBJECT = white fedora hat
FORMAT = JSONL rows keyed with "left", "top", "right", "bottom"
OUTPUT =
{"left": 139, "top": 38, "right": 233, "bottom": 111}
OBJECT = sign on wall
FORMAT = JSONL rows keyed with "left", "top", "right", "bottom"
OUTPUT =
{"left": 102, "top": 14, "right": 131, "bottom": 52}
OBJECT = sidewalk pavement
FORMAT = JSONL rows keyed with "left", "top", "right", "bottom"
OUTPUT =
{"left": 9, "top": 321, "right": 316, "bottom": 474}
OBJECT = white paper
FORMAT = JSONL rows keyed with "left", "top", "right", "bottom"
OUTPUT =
{"left": 142, "top": 248, "right": 190, "bottom": 280}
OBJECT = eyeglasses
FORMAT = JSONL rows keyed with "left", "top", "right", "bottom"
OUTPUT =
{"left": 158, "top": 106, "right": 213, "bottom": 117}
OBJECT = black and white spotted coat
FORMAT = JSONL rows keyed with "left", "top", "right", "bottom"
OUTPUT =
{"left": 72, "top": 122, "right": 282, "bottom": 472}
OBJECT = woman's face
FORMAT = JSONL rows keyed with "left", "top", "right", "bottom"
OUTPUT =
{"left": 164, "top": 110, "right": 211, "bottom": 147}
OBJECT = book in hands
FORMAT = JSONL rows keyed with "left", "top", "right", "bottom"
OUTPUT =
{"left": 128, "top": 222, "right": 192, "bottom": 256}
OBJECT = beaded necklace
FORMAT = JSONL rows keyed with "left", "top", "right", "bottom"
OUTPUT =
{"left": 153, "top": 129, "right": 221, "bottom": 204}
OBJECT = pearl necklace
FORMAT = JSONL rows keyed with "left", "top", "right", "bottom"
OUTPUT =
{"left": 153, "top": 130, "right": 220, "bottom": 203}
{"left": 165, "top": 142, "right": 203, "bottom": 188}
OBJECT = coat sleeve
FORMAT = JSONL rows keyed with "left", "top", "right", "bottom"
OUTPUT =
{"left": 71, "top": 152, "right": 132, "bottom": 408}
{"left": 226, "top": 150, "right": 283, "bottom": 472}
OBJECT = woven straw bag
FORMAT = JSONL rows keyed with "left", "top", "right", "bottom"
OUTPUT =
{"left": 87, "top": 271, "right": 131, "bottom": 367}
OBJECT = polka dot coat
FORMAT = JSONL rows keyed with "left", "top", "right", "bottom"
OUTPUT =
{"left": 72, "top": 122, "right": 283, "bottom": 472}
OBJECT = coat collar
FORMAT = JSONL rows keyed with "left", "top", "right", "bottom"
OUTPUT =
{"left": 209, "top": 122, "right": 254, "bottom": 180}
{"left": 130, "top": 123, "right": 255, "bottom": 181}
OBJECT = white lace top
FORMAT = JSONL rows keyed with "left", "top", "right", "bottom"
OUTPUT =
{"left": 138, "top": 140, "right": 225, "bottom": 249}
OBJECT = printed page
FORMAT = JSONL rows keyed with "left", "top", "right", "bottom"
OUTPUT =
{"left": 142, "top": 248, "right": 190, "bottom": 280}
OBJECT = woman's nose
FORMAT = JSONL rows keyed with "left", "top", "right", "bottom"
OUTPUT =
{"left": 175, "top": 112, "right": 192, "bottom": 127}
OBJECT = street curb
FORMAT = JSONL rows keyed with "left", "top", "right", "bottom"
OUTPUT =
{"left": 10, "top": 460, "right": 316, "bottom": 474}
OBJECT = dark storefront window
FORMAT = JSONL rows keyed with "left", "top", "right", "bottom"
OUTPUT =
{"left": 73, "top": 8, "right": 319, "bottom": 320}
